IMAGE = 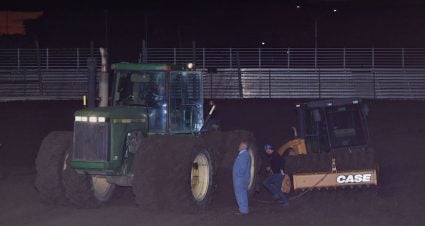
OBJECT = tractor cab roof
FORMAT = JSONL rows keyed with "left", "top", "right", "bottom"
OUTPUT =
{"left": 296, "top": 98, "right": 363, "bottom": 110}
{"left": 111, "top": 63, "right": 190, "bottom": 72}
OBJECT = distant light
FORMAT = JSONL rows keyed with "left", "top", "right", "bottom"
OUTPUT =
{"left": 333, "top": 9, "right": 338, "bottom": 13}
{"left": 261, "top": 41, "right": 266, "bottom": 46}
{"left": 296, "top": 5, "right": 300, "bottom": 9}
{"left": 187, "top": 62, "right": 194, "bottom": 69}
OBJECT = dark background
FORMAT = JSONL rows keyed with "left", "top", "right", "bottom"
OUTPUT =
{"left": 1, "top": 0, "right": 425, "bottom": 62}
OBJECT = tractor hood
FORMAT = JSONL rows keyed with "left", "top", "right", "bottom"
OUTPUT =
{"left": 74, "top": 106, "right": 149, "bottom": 120}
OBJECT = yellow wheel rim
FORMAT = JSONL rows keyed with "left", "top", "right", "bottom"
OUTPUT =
{"left": 63, "top": 153, "right": 69, "bottom": 171}
{"left": 191, "top": 153, "right": 210, "bottom": 201}
{"left": 92, "top": 176, "right": 114, "bottom": 201}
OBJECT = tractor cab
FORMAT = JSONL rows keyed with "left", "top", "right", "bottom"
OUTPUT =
{"left": 112, "top": 63, "right": 204, "bottom": 134}
{"left": 296, "top": 98, "right": 369, "bottom": 153}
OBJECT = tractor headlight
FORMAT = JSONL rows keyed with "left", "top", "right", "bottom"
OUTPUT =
{"left": 89, "top": 116, "right": 97, "bottom": 123}
{"left": 75, "top": 116, "right": 106, "bottom": 123}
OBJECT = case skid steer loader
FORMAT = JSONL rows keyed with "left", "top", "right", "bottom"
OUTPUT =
{"left": 279, "top": 98, "right": 378, "bottom": 192}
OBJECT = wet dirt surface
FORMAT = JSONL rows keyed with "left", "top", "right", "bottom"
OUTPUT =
{"left": 1, "top": 99, "right": 425, "bottom": 226}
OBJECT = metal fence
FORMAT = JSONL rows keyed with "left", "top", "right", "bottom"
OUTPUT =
{"left": 0, "top": 48, "right": 101, "bottom": 70}
{"left": 0, "top": 48, "right": 100, "bottom": 100}
{"left": 202, "top": 68, "right": 425, "bottom": 99}
{"left": 1, "top": 48, "right": 425, "bottom": 100}
{"left": 146, "top": 48, "right": 425, "bottom": 69}
{"left": 0, "top": 69, "right": 90, "bottom": 99}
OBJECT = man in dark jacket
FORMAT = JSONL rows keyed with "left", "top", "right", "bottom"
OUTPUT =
{"left": 262, "top": 144, "right": 289, "bottom": 206}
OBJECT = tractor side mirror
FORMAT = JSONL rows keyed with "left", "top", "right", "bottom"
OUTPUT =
{"left": 208, "top": 100, "right": 216, "bottom": 116}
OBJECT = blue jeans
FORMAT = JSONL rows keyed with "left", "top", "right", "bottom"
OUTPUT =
{"left": 262, "top": 173, "right": 289, "bottom": 204}
{"left": 233, "top": 178, "right": 249, "bottom": 214}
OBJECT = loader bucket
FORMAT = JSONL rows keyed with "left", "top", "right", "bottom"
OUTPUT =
{"left": 292, "top": 168, "right": 378, "bottom": 190}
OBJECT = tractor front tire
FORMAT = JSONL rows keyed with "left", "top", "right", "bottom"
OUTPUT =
{"left": 62, "top": 146, "right": 115, "bottom": 208}
{"left": 35, "top": 131, "right": 73, "bottom": 205}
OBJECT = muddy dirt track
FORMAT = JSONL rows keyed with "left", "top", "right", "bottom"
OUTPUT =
{"left": 1, "top": 99, "right": 425, "bottom": 226}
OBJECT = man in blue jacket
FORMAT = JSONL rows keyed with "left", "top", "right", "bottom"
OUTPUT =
{"left": 233, "top": 141, "right": 252, "bottom": 215}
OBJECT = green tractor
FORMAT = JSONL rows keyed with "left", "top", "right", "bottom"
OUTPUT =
{"left": 35, "top": 63, "right": 258, "bottom": 208}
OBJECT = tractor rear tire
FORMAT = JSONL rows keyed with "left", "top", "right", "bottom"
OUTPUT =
{"left": 132, "top": 135, "right": 200, "bottom": 211}
{"left": 62, "top": 146, "right": 115, "bottom": 208}
{"left": 190, "top": 148, "right": 214, "bottom": 208}
{"left": 247, "top": 142, "right": 260, "bottom": 196}
{"left": 35, "top": 131, "right": 73, "bottom": 205}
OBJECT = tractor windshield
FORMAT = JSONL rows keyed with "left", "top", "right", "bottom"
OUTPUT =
{"left": 114, "top": 71, "right": 167, "bottom": 132}
{"left": 326, "top": 107, "right": 367, "bottom": 148}
{"left": 114, "top": 71, "right": 166, "bottom": 107}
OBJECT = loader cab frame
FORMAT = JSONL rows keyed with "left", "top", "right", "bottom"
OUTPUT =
{"left": 296, "top": 99, "right": 369, "bottom": 153}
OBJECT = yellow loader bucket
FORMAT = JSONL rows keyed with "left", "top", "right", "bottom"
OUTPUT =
{"left": 291, "top": 169, "right": 378, "bottom": 190}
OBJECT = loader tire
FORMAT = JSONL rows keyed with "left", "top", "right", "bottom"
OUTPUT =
{"left": 35, "top": 131, "right": 73, "bottom": 205}
{"left": 62, "top": 146, "right": 115, "bottom": 208}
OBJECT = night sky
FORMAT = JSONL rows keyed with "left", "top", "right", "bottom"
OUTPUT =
{"left": 1, "top": 0, "right": 425, "bottom": 61}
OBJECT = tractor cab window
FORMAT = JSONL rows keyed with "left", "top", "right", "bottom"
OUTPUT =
{"left": 114, "top": 71, "right": 166, "bottom": 107}
{"left": 169, "top": 71, "right": 203, "bottom": 133}
{"left": 114, "top": 71, "right": 167, "bottom": 132}
{"left": 304, "top": 108, "right": 331, "bottom": 153}
{"left": 326, "top": 106, "right": 367, "bottom": 148}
